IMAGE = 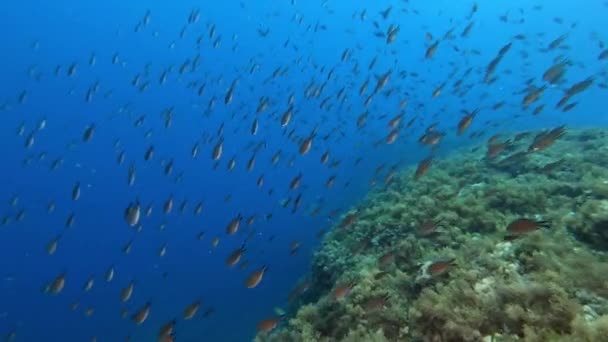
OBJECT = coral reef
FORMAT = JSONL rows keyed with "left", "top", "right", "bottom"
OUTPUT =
{"left": 255, "top": 128, "right": 608, "bottom": 342}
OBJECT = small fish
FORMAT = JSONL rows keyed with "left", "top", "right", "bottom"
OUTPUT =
{"left": 83, "top": 277, "right": 94, "bottom": 292}
{"left": 540, "top": 159, "right": 565, "bottom": 174}
{"left": 299, "top": 133, "right": 314, "bottom": 155}
{"left": 47, "top": 234, "right": 61, "bottom": 255}
{"left": 251, "top": 118, "right": 259, "bottom": 135}
{"left": 105, "top": 265, "right": 115, "bottom": 282}
{"left": 158, "top": 244, "right": 167, "bottom": 257}
{"left": 414, "top": 157, "right": 433, "bottom": 180}
{"left": 257, "top": 317, "right": 282, "bottom": 333}
{"left": 320, "top": 151, "right": 330, "bottom": 164}
{"left": 280, "top": 107, "right": 293, "bottom": 127}
{"left": 211, "top": 237, "right": 220, "bottom": 248}
{"left": 386, "top": 25, "right": 399, "bottom": 44}
{"left": 133, "top": 301, "right": 151, "bottom": 325}
{"left": 47, "top": 272, "right": 66, "bottom": 294}
{"left": 226, "top": 214, "right": 242, "bottom": 235}
{"left": 486, "top": 141, "right": 512, "bottom": 159}
{"left": 161, "top": 196, "right": 173, "bottom": 214}
{"left": 245, "top": 266, "right": 267, "bottom": 288}
{"left": 364, "top": 293, "right": 391, "bottom": 310}
{"left": 532, "top": 104, "right": 545, "bottom": 116}
{"left": 158, "top": 319, "right": 176, "bottom": 341}
{"left": 332, "top": 281, "right": 355, "bottom": 300}
{"left": 505, "top": 218, "right": 550, "bottom": 238}
{"left": 71, "top": 182, "right": 81, "bottom": 201}
{"left": 289, "top": 241, "right": 300, "bottom": 255}
{"left": 564, "top": 77, "right": 594, "bottom": 98}
{"left": 226, "top": 244, "right": 246, "bottom": 267}
{"left": 522, "top": 86, "right": 546, "bottom": 106}
{"left": 144, "top": 146, "right": 154, "bottom": 161}
{"left": 287, "top": 280, "right": 310, "bottom": 302}
{"left": 427, "top": 259, "right": 455, "bottom": 277}
{"left": 528, "top": 126, "right": 566, "bottom": 152}
{"left": 123, "top": 240, "right": 133, "bottom": 254}
{"left": 543, "top": 59, "right": 568, "bottom": 84}
{"left": 84, "top": 307, "right": 95, "bottom": 317}
{"left": 377, "top": 251, "right": 395, "bottom": 267}
{"left": 82, "top": 124, "right": 95, "bottom": 142}
{"left": 212, "top": 139, "right": 223, "bottom": 160}
{"left": 124, "top": 201, "right": 141, "bottom": 226}
{"left": 183, "top": 299, "right": 201, "bottom": 320}
{"left": 386, "top": 130, "right": 399, "bottom": 144}
{"left": 120, "top": 281, "right": 134, "bottom": 302}
{"left": 418, "top": 219, "right": 442, "bottom": 237}
{"left": 425, "top": 40, "right": 439, "bottom": 59}
{"left": 289, "top": 173, "right": 302, "bottom": 190}
{"left": 457, "top": 110, "right": 478, "bottom": 135}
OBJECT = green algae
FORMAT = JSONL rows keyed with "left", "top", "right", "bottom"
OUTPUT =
{"left": 256, "top": 128, "right": 608, "bottom": 342}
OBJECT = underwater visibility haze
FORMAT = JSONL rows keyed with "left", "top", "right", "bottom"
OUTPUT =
{"left": 1, "top": 0, "right": 608, "bottom": 341}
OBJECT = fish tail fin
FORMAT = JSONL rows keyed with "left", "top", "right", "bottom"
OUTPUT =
{"left": 537, "top": 220, "right": 551, "bottom": 229}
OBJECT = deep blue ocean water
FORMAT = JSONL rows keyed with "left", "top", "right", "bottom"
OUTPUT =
{"left": 1, "top": 0, "right": 607, "bottom": 341}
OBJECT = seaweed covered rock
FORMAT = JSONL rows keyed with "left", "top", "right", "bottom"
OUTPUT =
{"left": 255, "top": 129, "right": 608, "bottom": 342}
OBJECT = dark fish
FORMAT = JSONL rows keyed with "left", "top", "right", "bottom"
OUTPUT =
{"left": 82, "top": 124, "right": 95, "bottom": 142}
{"left": 425, "top": 41, "right": 439, "bottom": 59}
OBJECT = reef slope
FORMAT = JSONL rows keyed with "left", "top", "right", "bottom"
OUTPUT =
{"left": 257, "top": 128, "right": 608, "bottom": 342}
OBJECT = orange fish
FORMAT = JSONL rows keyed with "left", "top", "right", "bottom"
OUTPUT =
{"left": 226, "top": 245, "right": 246, "bottom": 267}
{"left": 427, "top": 259, "right": 455, "bottom": 277}
{"left": 226, "top": 214, "right": 242, "bottom": 235}
{"left": 414, "top": 157, "right": 433, "bottom": 180}
{"left": 457, "top": 110, "right": 478, "bottom": 135}
{"left": 377, "top": 251, "right": 395, "bottom": 267}
{"left": 528, "top": 126, "right": 566, "bottom": 152}
{"left": 505, "top": 218, "right": 550, "bottom": 238}
{"left": 522, "top": 86, "right": 546, "bottom": 106}
{"left": 386, "top": 130, "right": 399, "bottom": 144}
{"left": 339, "top": 212, "right": 358, "bottom": 229}
{"left": 133, "top": 301, "right": 151, "bottom": 325}
{"left": 245, "top": 266, "right": 267, "bottom": 288}
{"left": 299, "top": 129, "right": 316, "bottom": 155}
{"left": 418, "top": 219, "right": 442, "bottom": 237}
{"left": 257, "top": 317, "right": 282, "bottom": 333}
{"left": 332, "top": 282, "right": 355, "bottom": 300}
{"left": 418, "top": 131, "right": 444, "bottom": 146}
{"left": 212, "top": 139, "right": 223, "bottom": 160}
{"left": 158, "top": 319, "right": 176, "bottom": 340}
{"left": 183, "top": 299, "right": 201, "bottom": 320}
{"left": 48, "top": 272, "right": 66, "bottom": 295}
{"left": 486, "top": 141, "right": 512, "bottom": 159}
{"left": 387, "top": 113, "right": 404, "bottom": 129}
{"left": 364, "top": 293, "right": 391, "bottom": 310}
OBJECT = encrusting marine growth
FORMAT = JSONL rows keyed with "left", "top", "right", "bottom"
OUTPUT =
{"left": 256, "top": 128, "right": 608, "bottom": 342}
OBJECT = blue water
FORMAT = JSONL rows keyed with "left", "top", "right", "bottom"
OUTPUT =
{"left": 1, "top": 0, "right": 607, "bottom": 341}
